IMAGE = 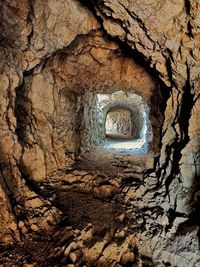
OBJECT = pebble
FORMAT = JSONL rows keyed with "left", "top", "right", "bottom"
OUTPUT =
{"left": 117, "top": 213, "right": 126, "bottom": 222}
{"left": 18, "top": 221, "right": 24, "bottom": 229}
{"left": 115, "top": 230, "right": 125, "bottom": 238}
{"left": 30, "top": 224, "right": 39, "bottom": 232}
{"left": 120, "top": 251, "right": 135, "bottom": 264}
{"left": 64, "top": 241, "right": 78, "bottom": 257}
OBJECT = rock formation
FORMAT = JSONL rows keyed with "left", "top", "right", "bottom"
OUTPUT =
{"left": 0, "top": 0, "right": 199, "bottom": 266}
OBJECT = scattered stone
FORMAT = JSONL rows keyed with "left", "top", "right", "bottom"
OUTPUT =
{"left": 120, "top": 251, "right": 135, "bottom": 264}
{"left": 69, "top": 250, "right": 82, "bottom": 263}
{"left": 64, "top": 242, "right": 78, "bottom": 257}
{"left": 18, "top": 221, "right": 24, "bottom": 229}
{"left": 117, "top": 213, "right": 126, "bottom": 222}
{"left": 30, "top": 224, "right": 39, "bottom": 232}
{"left": 94, "top": 185, "right": 114, "bottom": 198}
{"left": 21, "top": 226, "right": 28, "bottom": 235}
{"left": 115, "top": 230, "right": 125, "bottom": 238}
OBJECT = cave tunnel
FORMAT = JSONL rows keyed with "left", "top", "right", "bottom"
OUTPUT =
{"left": 2, "top": 4, "right": 199, "bottom": 265}
{"left": 105, "top": 107, "right": 135, "bottom": 139}
{"left": 81, "top": 90, "right": 152, "bottom": 154}
{"left": 104, "top": 105, "right": 146, "bottom": 150}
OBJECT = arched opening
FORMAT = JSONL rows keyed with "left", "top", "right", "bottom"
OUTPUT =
{"left": 81, "top": 90, "right": 152, "bottom": 153}
{"left": 105, "top": 107, "right": 134, "bottom": 139}
{"left": 103, "top": 101, "right": 148, "bottom": 151}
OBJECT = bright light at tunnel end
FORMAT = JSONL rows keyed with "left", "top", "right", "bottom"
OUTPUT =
{"left": 102, "top": 138, "right": 146, "bottom": 151}
{"left": 82, "top": 90, "right": 152, "bottom": 155}
{"left": 96, "top": 91, "right": 150, "bottom": 154}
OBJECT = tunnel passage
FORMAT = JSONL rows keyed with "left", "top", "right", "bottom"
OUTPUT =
{"left": 105, "top": 108, "right": 133, "bottom": 139}
{"left": 81, "top": 90, "right": 152, "bottom": 153}
{"left": 17, "top": 33, "right": 163, "bottom": 178}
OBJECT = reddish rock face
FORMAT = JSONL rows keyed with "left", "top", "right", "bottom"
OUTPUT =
{"left": 0, "top": 0, "right": 199, "bottom": 266}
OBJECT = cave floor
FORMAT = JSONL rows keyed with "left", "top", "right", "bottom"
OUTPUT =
{"left": 0, "top": 189, "right": 125, "bottom": 267}
{"left": 104, "top": 135, "right": 146, "bottom": 153}
{"left": 78, "top": 147, "right": 146, "bottom": 175}
{"left": 0, "top": 159, "right": 148, "bottom": 266}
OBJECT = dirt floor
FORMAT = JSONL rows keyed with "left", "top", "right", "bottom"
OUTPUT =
{"left": 78, "top": 148, "right": 146, "bottom": 174}
{"left": 0, "top": 234, "right": 55, "bottom": 267}
{"left": 0, "top": 188, "right": 123, "bottom": 267}
{"left": 54, "top": 191, "right": 120, "bottom": 230}
{"left": 0, "top": 148, "right": 145, "bottom": 267}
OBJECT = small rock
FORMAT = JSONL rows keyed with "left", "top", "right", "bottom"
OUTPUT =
{"left": 117, "top": 213, "right": 126, "bottom": 222}
{"left": 145, "top": 155, "right": 155, "bottom": 169}
{"left": 59, "top": 231, "right": 74, "bottom": 245}
{"left": 69, "top": 250, "right": 82, "bottom": 263}
{"left": 129, "top": 237, "right": 136, "bottom": 248}
{"left": 94, "top": 185, "right": 114, "bottom": 198}
{"left": 83, "top": 239, "right": 108, "bottom": 261}
{"left": 115, "top": 230, "right": 125, "bottom": 238}
{"left": 79, "top": 227, "right": 93, "bottom": 241}
{"left": 30, "top": 224, "right": 39, "bottom": 232}
{"left": 18, "top": 221, "right": 24, "bottom": 229}
{"left": 137, "top": 218, "right": 144, "bottom": 224}
{"left": 73, "top": 229, "right": 80, "bottom": 235}
{"left": 21, "top": 226, "right": 28, "bottom": 235}
{"left": 64, "top": 241, "right": 78, "bottom": 257}
{"left": 120, "top": 251, "right": 135, "bottom": 264}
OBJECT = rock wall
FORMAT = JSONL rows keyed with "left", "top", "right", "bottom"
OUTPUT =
{"left": 0, "top": 0, "right": 200, "bottom": 266}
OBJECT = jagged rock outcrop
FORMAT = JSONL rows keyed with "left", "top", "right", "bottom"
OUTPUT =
{"left": 0, "top": 0, "right": 199, "bottom": 266}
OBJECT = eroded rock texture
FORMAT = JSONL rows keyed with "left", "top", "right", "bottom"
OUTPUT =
{"left": 0, "top": 0, "right": 200, "bottom": 266}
